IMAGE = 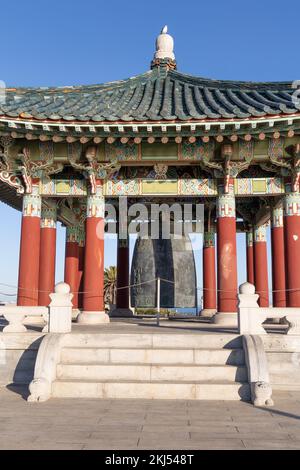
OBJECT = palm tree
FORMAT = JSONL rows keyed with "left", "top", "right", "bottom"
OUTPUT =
{"left": 104, "top": 266, "right": 117, "bottom": 306}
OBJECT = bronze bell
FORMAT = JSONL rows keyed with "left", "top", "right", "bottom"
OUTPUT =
{"left": 130, "top": 235, "right": 197, "bottom": 308}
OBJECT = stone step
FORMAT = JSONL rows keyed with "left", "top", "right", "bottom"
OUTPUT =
{"left": 52, "top": 379, "right": 251, "bottom": 400}
{"left": 56, "top": 363, "right": 248, "bottom": 382}
{"left": 61, "top": 347, "right": 245, "bottom": 365}
{"left": 63, "top": 333, "right": 242, "bottom": 350}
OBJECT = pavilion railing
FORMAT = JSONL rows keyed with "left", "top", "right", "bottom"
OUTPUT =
{"left": 0, "top": 282, "right": 73, "bottom": 334}
{"left": 238, "top": 282, "right": 300, "bottom": 335}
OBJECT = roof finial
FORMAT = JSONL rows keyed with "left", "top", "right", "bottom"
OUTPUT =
{"left": 151, "top": 25, "right": 177, "bottom": 70}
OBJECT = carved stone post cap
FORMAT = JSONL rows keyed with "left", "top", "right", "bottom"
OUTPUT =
{"left": 54, "top": 282, "right": 70, "bottom": 295}
{"left": 239, "top": 282, "right": 255, "bottom": 295}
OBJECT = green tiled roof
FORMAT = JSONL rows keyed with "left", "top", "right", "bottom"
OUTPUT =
{"left": 1, "top": 67, "right": 299, "bottom": 122}
{"left": 0, "top": 181, "right": 22, "bottom": 211}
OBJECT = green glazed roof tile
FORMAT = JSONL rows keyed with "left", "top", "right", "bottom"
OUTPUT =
{"left": 1, "top": 68, "right": 299, "bottom": 122}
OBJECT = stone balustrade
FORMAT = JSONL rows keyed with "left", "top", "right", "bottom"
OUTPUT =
{"left": 238, "top": 282, "right": 300, "bottom": 335}
{"left": 0, "top": 282, "right": 73, "bottom": 334}
{"left": 0, "top": 305, "right": 49, "bottom": 333}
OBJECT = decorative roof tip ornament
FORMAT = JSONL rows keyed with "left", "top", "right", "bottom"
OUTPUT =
{"left": 151, "top": 25, "right": 177, "bottom": 70}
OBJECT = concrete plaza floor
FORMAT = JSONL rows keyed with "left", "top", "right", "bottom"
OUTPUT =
{"left": 0, "top": 386, "right": 300, "bottom": 450}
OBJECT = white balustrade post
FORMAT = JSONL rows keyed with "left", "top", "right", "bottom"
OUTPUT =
{"left": 48, "top": 282, "right": 73, "bottom": 333}
{"left": 238, "top": 282, "right": 266, "bottom": 335}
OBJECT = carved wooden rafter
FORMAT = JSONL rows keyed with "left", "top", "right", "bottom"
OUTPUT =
{"left": 259, "top": 162, "right": 282, "bottom": 174}
{"left": 0, "top": 136, "right": 24, "bottom": 194}
{"left": 199, "top": 152, "right": 222, "bottom": 176}
{"left": 292, "top": 156, "right": 300, "bottom": 192}
{"left": 285, "top": 144, "right": 300, "bottom": 192}
{"left": 236, "top": 203, "right": 256, "bottom": 224}
{"left": 56, "top": 198, "right": 78, "bottom": 227}
{"left": 68, "top": 145, "right": 121, "bottom": 194}
{"left": 204, "top": 144, "right": 254, "bottom": 193}
{"left": 237, "top": 203, "right": 270, "bottom": 229}
{"left": 0, "top": 170, "right": 25, "bottom": 194}
{"left": 269, "top": 152, "right": 290, "bottom": 170}
{"left": 19, "top": 147, "right": 32, "bottom": 193}
{"left": 0, "top": 136, "right": 13, "bottom": 169}
{"left": 258, "top": 141, "right": 290, "bottom": 179}
{"left": 0, "top": 140, "right": 64, "bottom": 194}
{"left": 237, "top": 195, "right": 271, "bottom": 226}
{"left": 203, "top": 199, "right": 216, "bottom": 231}
{"left": 18, "top": 147, "right": 63, "bottom": 193}
{"left": 153, "top": 163, "right": 168, "bottom": 179}
{"left": 77, "top": 200, "right": 87, "bottom": 225}
{"left": 254, "top": 197, "right": 272, "bottom": 227}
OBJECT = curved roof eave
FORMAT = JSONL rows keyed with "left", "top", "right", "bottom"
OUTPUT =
{"left": 0, "top": 68, "right": 299, "bottom": 124}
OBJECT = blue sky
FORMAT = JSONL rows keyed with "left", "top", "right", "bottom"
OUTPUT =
{"left": 0, "top": 0, "right": 293, "bottom": 302}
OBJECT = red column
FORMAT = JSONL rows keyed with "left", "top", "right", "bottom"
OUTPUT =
{"left": 216, "top": 185, "right": 238, "bottom": 314}
{"left": 38, "top": 206, "right": 57, "bottom": 306}
{"left": 271, "top": 202, "right": 286, "bottom": 307}
{"left": 254, "top": 224, "right": 269, "bottom": 307}
{"left": 284, "top": 193, "right": 300, "bottom": 307}
{"left": 64, "top": 226, "right": 79, "bottom": 309}
{"left": 202, "top": 229, "right": 216, "bottom": 314}
{"left": 246, "top": 230, "right": 255, "bottom": 285}
{"left": 83, "top": 217, "right": 103, "bottom": 311}
{"left": 77, "top": 227, "right": 85, "bottom": 310}
{"left": 116, "top": 237, "right": 130, "bottom": 309}
{"left": 17, "top": 190, "right": 41, "bottom": 306}
{"left": 78, "top": 189, "right": 109, "bottom": 323}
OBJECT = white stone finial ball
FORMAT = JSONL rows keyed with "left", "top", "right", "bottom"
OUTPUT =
{"left": 55, "top": 282, "right": 70, "bottom": 294}
{"left": 154, "top": 25, "right": 175, "bottom": 60}
{"left": 239, "top": 282, "right": 255, "bottom": 295}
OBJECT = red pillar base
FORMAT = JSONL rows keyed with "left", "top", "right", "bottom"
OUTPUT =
{"left": 200, "top": 308, "right": 216, "bottom": 318}
{"left": 77, "top": 311, "right": 110, "bottom": 324}
{"left": 213, "top": 312, "right": 238, "bottom": 327}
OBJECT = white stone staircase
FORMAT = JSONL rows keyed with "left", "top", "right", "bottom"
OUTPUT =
{"left": 51, "top": 333, "right": 251, "bottom": 400}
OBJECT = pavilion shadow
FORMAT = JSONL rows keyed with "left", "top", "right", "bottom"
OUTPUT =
{"left": 257, "top": 406, "right": 300, "bottom": 420}
{"left": 6, "top": 336, "right": 44, "bottom": 400}
{"left": 238, "top": 383, "right": 252, "bottom": 402}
